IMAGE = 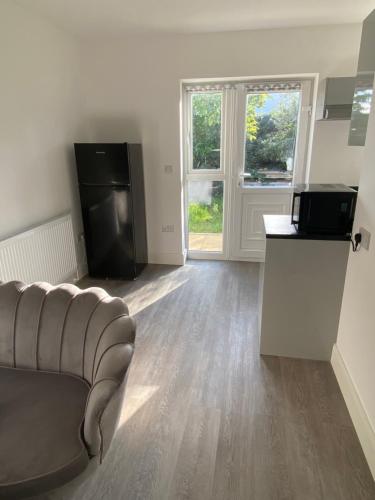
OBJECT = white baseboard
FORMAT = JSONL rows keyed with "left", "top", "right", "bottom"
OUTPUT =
{"left": 148, "top": 251, "right": 186, "bottom": 266}
{"left": 331, "top": 344, "right": 375, "bottom": 480}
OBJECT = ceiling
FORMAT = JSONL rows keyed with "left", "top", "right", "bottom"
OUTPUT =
{"left": 17, "top": 0, "right": 375, "bottom": 37}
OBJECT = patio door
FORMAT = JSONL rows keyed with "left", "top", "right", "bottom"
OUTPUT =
{"left": 229, "top": 80, "right": 313, "bottom": 261}
{"left": 183, "top": 78, "right": 313, "bottom": 261}
{"left": 184, "top": 88, "right": 230, "bottom": 259}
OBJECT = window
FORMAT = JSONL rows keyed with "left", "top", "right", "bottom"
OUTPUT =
{"left": 244, "top": 90, "right": 301, "bottom": 185}
{"left": 188, "top": 180, "right": 224, "bottom": 252}
{"left": 191, "top": 92, "right": 222, "bottom": 170}
{"left": 183, "top": 78, "right": 313, "bottom": 259}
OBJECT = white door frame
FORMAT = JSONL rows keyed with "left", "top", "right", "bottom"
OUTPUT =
{"left": 228, "top": 79, "right": 316, "bottom": 261}
{"left": 182, "top": 89, "right": 230, "bottom": 260}
{"left": 181, "top": 74, "right": 319, "bottom": 262}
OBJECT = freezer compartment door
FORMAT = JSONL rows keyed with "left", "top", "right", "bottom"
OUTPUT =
{"left": 75, "top": 143, "right": 130, "bottom": 186}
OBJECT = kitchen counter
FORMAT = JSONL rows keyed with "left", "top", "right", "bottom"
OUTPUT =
{"left": 259, "top": 215, "right": 350, "bottom": 361}
{"left": 263, "top": 214, "right": 351, "bottom": 241}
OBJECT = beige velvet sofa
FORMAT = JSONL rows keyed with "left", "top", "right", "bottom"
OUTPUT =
{"left": 0, "top": 281, "right": 135, "bottom": 499}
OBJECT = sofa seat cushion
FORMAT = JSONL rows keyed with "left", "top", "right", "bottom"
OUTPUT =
{"left": 0, "top": 366, "right": 90, "bottom": 499}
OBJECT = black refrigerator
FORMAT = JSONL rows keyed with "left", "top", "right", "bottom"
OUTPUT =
{"left": 74, "top": 143, "right": 148, "bottom": 280}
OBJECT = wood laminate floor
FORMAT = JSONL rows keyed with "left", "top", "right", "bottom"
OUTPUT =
{"left": 53, "top": 260, "right": 375, "bottom": 499}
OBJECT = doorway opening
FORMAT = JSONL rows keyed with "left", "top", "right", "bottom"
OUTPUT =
{"left": 182, "top": 77, "right": 316, "bottom": 261}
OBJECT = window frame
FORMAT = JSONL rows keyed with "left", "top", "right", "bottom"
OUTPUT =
{"left": 242, "top": 89, "right": 302, "bottom": 186}
{"left": 186, "top": 90, "right": 225, "bottom": 176}
{"left": 234, "top": 79, "right": 313, "bottom": 189}
{"left": 183, "top": 88, "right": 229, "bottom": 259}
{"left": 181, "top": 76, "right": 317, "bottom": 260}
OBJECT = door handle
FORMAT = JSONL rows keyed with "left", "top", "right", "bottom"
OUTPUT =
{"left": 238, "top": 173, "right": 252, "bottom": 187}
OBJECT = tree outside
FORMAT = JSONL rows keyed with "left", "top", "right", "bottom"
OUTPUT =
{"left": 192, "top": 92, "right": 222, "bottom": 170}
{"left": 189, "top": 93, "right": 223, "bottom": 235}
{"left": 245, "top": 92, "right": 300, "bottom": 183}
{"left": 188, "top": 91, "right": 300, "bottom": 236}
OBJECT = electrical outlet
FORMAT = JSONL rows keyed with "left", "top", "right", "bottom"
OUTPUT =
{"left": 359, "top": 227, "right": 371, "bottom": 250}
{"left": 162, "top": 225, "right": 174, "bottom": 233}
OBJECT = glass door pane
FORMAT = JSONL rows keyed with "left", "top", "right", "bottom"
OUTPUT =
{"left": 191, "top": 92, "right": 222, "bottom": 170}
{"left": 244, "top": 91, "right": 301, "bottom": 185}
{"left": 188, "top": 180, "right": 224, "bottom": 252}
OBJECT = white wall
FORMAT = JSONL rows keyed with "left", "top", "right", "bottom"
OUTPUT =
{"left": 79, "top": 24, "right": 363, "bottom": 263}
{"left": 334, "top": 84, "right": 375, "bottom": 476}
{"left": 0, "top": 11, "right": 364, "bottom": 267}
{"left": 0, "top": 1, "right": 87, "bottom": 274}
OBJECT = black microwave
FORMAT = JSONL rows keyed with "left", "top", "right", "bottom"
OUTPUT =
{"left": 291, "top": 184, "right": 357, "bottom": 235}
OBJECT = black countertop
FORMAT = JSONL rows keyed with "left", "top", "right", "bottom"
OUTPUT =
{"left": 263, "top": 215, "right": 351, "bottom": 241}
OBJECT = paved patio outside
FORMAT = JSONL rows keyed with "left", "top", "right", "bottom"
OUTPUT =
{"left": 189, "top": 232, "right": 223, "bottom": 252}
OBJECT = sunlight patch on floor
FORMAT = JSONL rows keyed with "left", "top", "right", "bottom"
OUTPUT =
{"left": 123, "top": 272, "right": 189, "bottom": 315}
{"left": 118, "top": 385, "right": 159, "bottom": 427}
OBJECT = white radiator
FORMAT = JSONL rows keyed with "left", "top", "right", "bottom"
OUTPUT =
{"left": 0, "top": 214, "right": 78, "bottom": 285}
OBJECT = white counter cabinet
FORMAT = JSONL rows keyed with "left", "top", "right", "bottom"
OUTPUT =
{"left": 259, "top": 215, "right": 350, "bottom": 361}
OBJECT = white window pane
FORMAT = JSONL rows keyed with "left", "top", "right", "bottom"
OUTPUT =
{"left": 188, "top": 180, "right": 223, "bottom": 252}
{"left": 192, "top": 92, "right": 222, "bottom": 170}
{"left": 244, "top": 92, "right": 300, "bottom": 185}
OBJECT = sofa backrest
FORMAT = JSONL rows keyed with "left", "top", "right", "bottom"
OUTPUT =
{"left": 0, "top": 281, "right": 135, "bottom": 386}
